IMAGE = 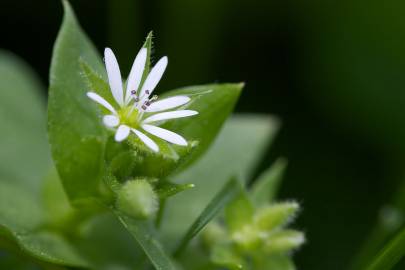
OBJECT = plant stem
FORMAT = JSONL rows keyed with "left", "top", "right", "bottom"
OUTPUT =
{"left": 155, "top": 198, "right": 166, "bottom": 228}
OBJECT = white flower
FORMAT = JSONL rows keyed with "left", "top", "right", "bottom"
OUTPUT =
{"left": 87, "top": 47, "right": 198, "bottom": 153}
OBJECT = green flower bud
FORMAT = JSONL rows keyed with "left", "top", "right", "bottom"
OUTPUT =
{"left": 253, "top": 202, "right": 299, "bottom": 232}
{"left": 116, "top": 179, "right": 158, "bottom": 219}
{"left": 264, "top": 230, "right": 305, "bottom": 254}
{"left": 232, "top": 225, "right": 261, "bottom": 251}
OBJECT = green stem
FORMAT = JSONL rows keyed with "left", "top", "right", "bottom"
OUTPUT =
{"left": 155, "top": 198, "right": 166, "bottom": 228}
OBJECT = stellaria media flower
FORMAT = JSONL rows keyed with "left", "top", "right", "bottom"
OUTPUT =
{"left": 87, "top": 47, "right": 198, "bottom": 152}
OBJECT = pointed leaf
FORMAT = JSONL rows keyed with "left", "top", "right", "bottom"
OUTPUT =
{"left": 365, "top": 226, "right": 405, "bottom": 270}
{"left": 155, "top": 181, "right": 195, "bottom": 199}
{"left": 174, "top": 178, "right": 241, "bottom": 257}
{"left": 115, "top": 211, "right": 178, "bottom": 270}
{"left": 48, "top": 1, "right": 109, "bottom": 206}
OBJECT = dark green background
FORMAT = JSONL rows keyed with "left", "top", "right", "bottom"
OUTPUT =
{"left": 2, "top": 0, "right": 405, "bottom": 269}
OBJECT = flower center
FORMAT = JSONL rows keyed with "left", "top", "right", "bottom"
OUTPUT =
{"left": 118, "top": 106, "right": 141, "bottom": 128}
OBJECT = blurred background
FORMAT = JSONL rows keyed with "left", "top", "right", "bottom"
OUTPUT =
{"left": 2, "top": 0, "right": 405, "bottom": 269}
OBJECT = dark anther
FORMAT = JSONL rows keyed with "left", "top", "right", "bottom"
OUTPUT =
{"left": 131, "top": 90, "right": 137, "bottom": 95}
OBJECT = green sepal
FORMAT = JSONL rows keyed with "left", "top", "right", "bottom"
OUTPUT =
{"left": 155, "top": 181, "right": 195, "bottom": 199}
{"left": 211, "top": 243, "right": 244, "bottom": 270}
{"left": 264, "top": 230, "right": 305, "bottom": 254}
{"left": 225, "top": 189, "right": 254, "bottom": 234}
{"left": 253, "top": 202, "right": 300, "bottom": 232}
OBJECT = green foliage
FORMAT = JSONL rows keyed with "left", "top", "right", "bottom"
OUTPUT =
{"left": 48, "top": 1, "right": 243, "bottom": 214}
{"left": 116, "top": 212, "right": 178, "bottom": 270}
{"left": 161, "top": 115, "right": 279, "bottom": 247}
{"left": 0, "top": 50, "right": 49, "bottom": 194}
{"left": 365, "top": 227, "right": 405, "bottom": 270}
{"left": 48, "top": 0, "right": 109, "bottom": 207}
{"left": 201, "top": 164, "right": 304, "bottom": 270}
{"left": 0, "top": 1, "right": 304, "bottom": 270}
{"left": 174, "top": 178, "right": 242, "bottom": 257}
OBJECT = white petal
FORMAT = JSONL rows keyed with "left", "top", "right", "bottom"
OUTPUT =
{"left": 104, "top": 48, "right": 124, "bottom": 107}
{"left": 142, "top": 110, "right": 198, "bottom": 124}
{"left": 145, "top": 96, "right": 191, "bottom": 112}
{"left": 87, "top": 92, "right": 117, "bottom": 115}
{"left": 131, "top": 128, "right": 159, "bottom": 152}
{"left": 139, "top": 56, "right": 168, "bottom": 100}
{"left": 125, "top": 48, "right": 147, "bottom": 105}
{"left": 142, "top": 124, "right": 188, "bottom": 146}
{"left": 115, "top": 125, "right": 130, "bottom": 142}
{"left": 103, "top": 115, "right": 119, "bottom": 127}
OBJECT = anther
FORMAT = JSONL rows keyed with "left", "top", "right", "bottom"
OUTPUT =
{"left": 131, "top": 90, "right": 137, "bottom": 95}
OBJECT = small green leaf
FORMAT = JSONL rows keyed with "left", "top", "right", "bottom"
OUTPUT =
{"left": 225, "top": 189, "right": 254, "bottom": 234}
{"left": 174, "top": 178, "right": 241, "bottom": 257}
{"left": 365, "top": 226, "right": 405, "bottom": 270}
{"left": 253, "top": 202, "right": 299, "bottom": 232}
{"left": 155, "top": 181, "right": 195, "bottom": 199}
{"left": 115, "top": 211, "right": 178, "bottom": 270}
{"left": 251, "top": 158, "right": 287, "bottom": 206}
{"left": 48, "top": 0, "right": 109, "bottom": 206}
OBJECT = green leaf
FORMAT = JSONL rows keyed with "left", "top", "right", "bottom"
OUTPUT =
{"left": 365, "top": 226, "right": 405, "bottom": 270}
{"left": 115, "top": 211, "right": 178, "bottom": 270}
{"left": 0, "top": 181, "right": 89, "bottom": 268}
{"left": 0, "top": 50, "right": 49, "bottom": 194}
{"left": 48, "top": 0, "right": 109, "bottom": 206}
{"left": 155, "top": 181, "right": 195, "bottom": 199}
{"left": 161, "top": 114, "right": 279, "bottom": 248}
{"left": 225, "top": 189, "right": 254, "bottom": 234}
{"left": 174, "top": 178, "right": 241, "bottom": 257}
{"left": 250, "top": 158, "right": 287, "bottom": 206}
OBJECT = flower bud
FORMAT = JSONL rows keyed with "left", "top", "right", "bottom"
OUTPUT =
{"left": 116, "top": 179, "right": 158, "bottom": 219}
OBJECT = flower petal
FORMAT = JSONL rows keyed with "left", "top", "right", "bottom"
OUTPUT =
{"left": 139, "top": 56, "right": 168, "bottom": 101}
{"left": 142, "top": 124, "right": 188, "bottom": 146}
{"left": 125, "top": 48, "right": 147, "bottom": 105}
{"left": 131, "top": 128, "right": 159, "bottom": 152}
{"left": 115, "top": 125, "right": 130, "bottom": 142}
{"left": 103, "top": 115, "right": 119, "bottom": 127}
{"left": 104, "top": 48, "right": 124, "bottom": 107}
{"left": 142, "top": 110, "right": 198, "bottom": 124}
{"left": 87, "top": 92, "right": 117, "bottom": 115}
{"left": 145, "top": 96, "right": 191, "bottom": 112}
